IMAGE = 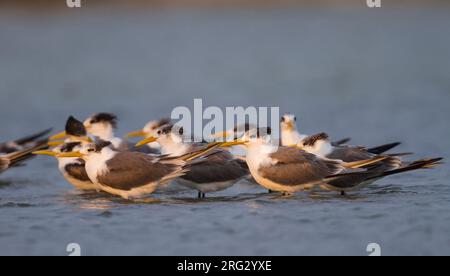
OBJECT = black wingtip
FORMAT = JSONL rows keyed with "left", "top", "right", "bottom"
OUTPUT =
{"left": 367, "top": 142, "right": 402, "bottom": 155}
{"left": 331, "top": 137, "right": 351, "bottom": 146}
{"left": 14, "top": 128, "right": 53, "bottom": 145}
{"left": 372, "top": 157, "right": 444, "bottom": 179}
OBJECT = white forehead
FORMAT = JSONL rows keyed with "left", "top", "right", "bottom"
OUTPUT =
{"left": 282, "top": 114, "right": 296, "bottom": 121}
{"left": 83, "top": 116, "right": 92, "bottom": 125}
{"left": 242, "top": 129, "right": 271, "bottom": 141}
{"left": 143, "top": 120, "right": 159, "bottom": 132}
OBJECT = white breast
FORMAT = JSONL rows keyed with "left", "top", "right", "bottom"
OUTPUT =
{"left": 281, "top": 130, "right": 306, "bottom": 146}
{"left": 302, "top": 140, "right": 334, "bottom": 158}
{"left": 85, "top": 149, "right": 117, "bottom": 184}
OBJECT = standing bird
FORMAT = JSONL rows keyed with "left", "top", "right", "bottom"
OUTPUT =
{"left": 221, "top": 128, "right": 440, "bottom": 195}
{"left": 126, "top": 118, "right": 172, "bottom": 153}
{"left": 36, "top": 116, "right": 95, "bottom": 189}
{"left": 135, "top": 124, "right": 249, "bottom": 198}
{"left": 280, "top": 114, "right": 308, "bottom": 147}
{"left": 297, "top": 132, "right": 443, "bottom": 193}
{"left": 280, "top": 113, "right": 399, "bottom": 153}
{"left": 51, "top": 113, "right": 155, "bottom": 153}
{"left": 57, "top": 139, "right": 221, "bottom": 199}
{"left": 33, "top": 142, "right": 95, "bottom": 190}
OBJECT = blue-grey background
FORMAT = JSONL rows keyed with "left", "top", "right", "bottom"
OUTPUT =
{"left": 0, "top": 6, "right": 449, "bottom": 255}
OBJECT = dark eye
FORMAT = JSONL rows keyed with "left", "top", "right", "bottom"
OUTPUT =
{"left": 281, "top": 117, "right": 285, "bottom": 122}
{"left": 157, "top": 130, "right": 162, "bottom": 135}
{"left": 294, "top": 117, "right": 297, "bottom": 121}
{"left": 90, "top": 120, "right": 96, "bottom": 124}
{"left": 87, "top": 148, "right": 95, "bottom": 153}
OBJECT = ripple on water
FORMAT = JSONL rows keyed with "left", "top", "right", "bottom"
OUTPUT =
{"left": 0, "top": 202, "right": 34, "bottom": 208}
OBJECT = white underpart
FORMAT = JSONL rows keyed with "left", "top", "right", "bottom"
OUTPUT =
{"left": 56, "top": 157, "right": 94, "bottom": 190}
{"left": 244, "top": 141, "right": 296, "bottom": 192}
{"left": 245, "top": 140, "right": 326, "bottom": 193}
{"left": 281, "top": 129, "right": 307, "bottom": 146}
{"left": 301, "top": 139, "right": 334, "bottom": 158}
{"left": 86, "top": 122, "right": 114, "bottom": 140}
{"left": 158, "top": 134, "right": 191, "bottom": 157}
{"left": 175, "top": 178, "right": 236, "bottom": 194}
{"left": 85, "top": 122, "right": 124, "bottom": 149}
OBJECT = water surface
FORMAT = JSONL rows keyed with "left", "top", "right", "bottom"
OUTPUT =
{"left": 0, "top": 9, "right": 449, "bottom": 255}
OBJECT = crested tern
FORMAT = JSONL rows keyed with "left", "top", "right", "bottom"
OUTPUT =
{"left": 57, "top": 139, "right": 222, "bottom": 199}
{"left": 136, "top": 124, "right": 249, "bottom": 198}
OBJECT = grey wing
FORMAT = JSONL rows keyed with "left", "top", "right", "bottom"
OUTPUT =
{"left": 97, "top": 152, "right": 179, "bottom": 191}
{"left": 182, "top": 150, "right": 249, "bottom": 183}
{"left": 125, "top": 141, "right": 161, "bottom": 154}
{"left": 65, "top": 161, "right": 92, "bottom": 182}
{"left": 259, "top": 147, "right": 342, "bottom": 186}
{"left": 327, "top": 146, "right": 374, "bottom": 162}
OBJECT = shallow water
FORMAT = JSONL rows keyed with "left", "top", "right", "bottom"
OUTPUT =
{"left": 1, "top": 8, "right": 450, "bottom": 256}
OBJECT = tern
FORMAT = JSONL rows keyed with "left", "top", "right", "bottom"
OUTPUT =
{"left": 280, "top": 113, "right": 400, "bottom": 154}
{"left": 1, "top": 129, "right": 52, "bottom": 174}
{"left": 297, "top": 132, "right": 443, "bottom": 192}
{"left": 51, "top": 114, "right": 155, "bottom": 153}
{"left": 126, "top": 118, "right": 171, "bottom": 153}
{"left": 220, "top": 128, "right": 435, "bottom": 195}
{"left": 1, "top": 128, "right": 52, "bottom": 154}
{"left": 33, "top": 142, "right": 95, "bottom": 190}
{"left": 135, "top": 124, "right": 249, "bottom": 198}
{"left": 1, "top": 140, "right": 49, "bottom": 174}
{"left": 57, "top": 139, "right": 222, "bottom": 199}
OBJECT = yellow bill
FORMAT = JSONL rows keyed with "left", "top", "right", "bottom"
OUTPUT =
{"left": 126, "top": 130, "right": 147, "bottom": 139}
{"left": 57, "top": 152, "right": 85, "bottom": 158}
{"left": 135, "top": 136, "right": 158, "bottom": 147}
{"left": 49, "top": 131, "right": 68, "bottom": 140}
{"left": 220, "top": 140, "right": 247, "bottom": 147}
{"left": 33, "top": 150, "right": 57, "bottom": 157}
{"left": 211, "top": 130, "right": 231, "bottom": 140}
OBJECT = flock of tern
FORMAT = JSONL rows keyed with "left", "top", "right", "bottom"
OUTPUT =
{"left": 0, "top": 112, "right": 443, "bottom": 200}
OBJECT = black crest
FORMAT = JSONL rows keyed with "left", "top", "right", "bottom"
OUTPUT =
{"left": 60, "top": 142, "right": 82, "bottom": 153}
{"left": 302, "top": 133, "right": 329, "bottom": 147}
{"left": 152, "top": 118, "right": 172, "bottom": 130}
{"left": 159, "top": 124, "right": 183, "bottom": 136}
{"left": 66, "top": 116, "right": 87, "bottom": 137}
{"left": 89, "top": 113, "right": 118, "bottom": 129}
{"left": 94, "top": 139, "right": 112, "bottom": 152}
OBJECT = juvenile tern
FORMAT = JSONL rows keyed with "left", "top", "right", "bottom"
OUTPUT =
{"left": 136, "top": 124, "right": 249, "bottom": 198}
